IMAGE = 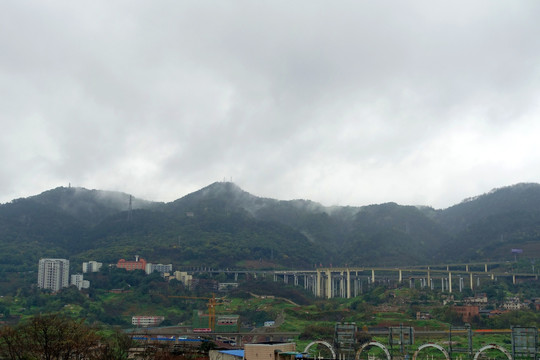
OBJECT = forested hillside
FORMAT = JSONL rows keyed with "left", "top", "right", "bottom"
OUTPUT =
{"left": 1, "top": 182, "right": 540, "bottom": 274}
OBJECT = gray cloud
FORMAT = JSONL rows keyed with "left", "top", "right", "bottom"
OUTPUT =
{"left": 1, "top": 1, "right": 540, "bottom": 208}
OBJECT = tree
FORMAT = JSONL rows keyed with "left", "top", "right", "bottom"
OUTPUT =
{"left": 0, "top": 325, "right": 27, "bottom": 360}
{"left": 0, "top": 314, "right": 127, "bottom": 360}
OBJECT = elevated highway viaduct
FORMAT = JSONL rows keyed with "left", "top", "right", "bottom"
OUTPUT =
{"left": 186, "top": 262, "right": 538, "bottom": 299}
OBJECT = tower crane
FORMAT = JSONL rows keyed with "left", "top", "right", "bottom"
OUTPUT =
{"left": 168, "top": 293, "right": 224, "bottom": 331}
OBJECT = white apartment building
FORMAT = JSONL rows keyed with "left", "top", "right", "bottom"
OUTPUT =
{"left": 71, "top": 274, "right": 90, "bottom": 290}
{"left": 38, "top": 258, "right": 70, "bottom": 292}
{"left": 82, "top": 261, "right": 102, "bottom": 273}
{"left": 173, "top": 271, "right": 193, "bottom": 287}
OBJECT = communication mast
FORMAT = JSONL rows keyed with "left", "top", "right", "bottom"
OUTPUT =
{"left": 127, "top": 195, "right": 133, "bottom": 222}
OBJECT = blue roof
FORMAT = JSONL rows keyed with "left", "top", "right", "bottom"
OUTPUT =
{"left": 220, "top": 350, "right": 244, "bottom": 357}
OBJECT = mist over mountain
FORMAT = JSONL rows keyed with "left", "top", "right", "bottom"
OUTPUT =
{"left": 0, "top": 182, "right": 539, "bottom": 272}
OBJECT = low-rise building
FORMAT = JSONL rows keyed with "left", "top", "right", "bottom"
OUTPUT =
{"left": 173, "top": 271, "right": 193, "bottom": 287}
{"left": 502, "top": 297, "right": 524, "bottom": 310}
{"left": 145, "top": 263, "right": 173, "bottom": 275}
{"left": 70, "top": 274, "right": 90, "bottom": 290}
{"left": 453, "top": 305, "right": 479, "bottom": 322}
{"left": 244, "top": 343, "right": 297, "bottom": 360}
{"left": 117, "top": 255, "right": 146, "bottom": 271}
{"left": 132, "top": 315, "right": 165, "bottom": 327}
{"left": 210, "top": 350, "right": 244, "bottom": 360}
{"left": 464, "top": 293, "right": 488, "bottom": 305}
{"left": 218, "top": 282, "right": 239, "bottom": 291}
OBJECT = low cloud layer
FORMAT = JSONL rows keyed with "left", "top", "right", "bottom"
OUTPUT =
{"left": 2, "top": 1, "right": 540, "bottom": 208}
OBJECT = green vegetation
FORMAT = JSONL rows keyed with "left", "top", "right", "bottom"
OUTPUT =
{"left": 3, "top": 182, "right": 540, "bottom": 280}
{"left": 2, "top": 182, "right": 540, "bottom": 359}
{"left": 0, "top": 314, "right": 133, "bottom": 359}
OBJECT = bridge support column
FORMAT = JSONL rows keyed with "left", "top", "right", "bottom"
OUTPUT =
{"left": 485, "top": 264, "right": 488, "bottom": 272}
{"left": 339, "top": 272, "right": 344, "bottom": 298}
{"left": 399, "top": 269, "right": 402, "bottom": 283}
{"left": 470, "top": 273, "right": 474, "bottom": 290}
{"left": 371, "top": 269, "right": 375, "bottom": 283}
{"left": 347, "top": 269, "right": 351, "bottom": 299}
{"left": 316, "top": 270, "right": 321, "bottom": 297}
{"left": 326, "top": 269, "right": 332, "bottom": 299}
{"left": 513, "top": 274, "right": 516, "bottom": 284}
{"left": 427, "top": 267, "right": 431, "bottom": 288}
{"left": 448, "top": 272, "right": 452, "bottom": 293}
{"left": 466, "top": 264, "right": 469, "bottom": 272}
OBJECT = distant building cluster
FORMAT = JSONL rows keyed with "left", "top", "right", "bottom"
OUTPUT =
{"left": 450, "top": 293, "right": 540, "bottom": 322}
{"left": 37, "top": 254, "right": 228, "bottom": 295}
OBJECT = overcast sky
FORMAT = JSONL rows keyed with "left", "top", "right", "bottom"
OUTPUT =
{"left": 1, "top": 1, "right": 540, "bottom": 209}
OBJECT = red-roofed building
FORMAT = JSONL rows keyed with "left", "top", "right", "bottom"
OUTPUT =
{"left": 117, "top": 255, "right": 147, "bottom": 271}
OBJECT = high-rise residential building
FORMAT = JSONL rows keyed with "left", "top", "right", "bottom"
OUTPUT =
{"left": 37, "top": 258, "right": 70, "bottom": 292}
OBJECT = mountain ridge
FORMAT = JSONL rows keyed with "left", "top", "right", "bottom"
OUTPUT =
{"left": 0, "top": 181, "right": 539, "bottom": 271}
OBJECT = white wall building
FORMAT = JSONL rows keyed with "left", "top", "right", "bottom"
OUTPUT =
{"left": 145, "top": 263, "right": 173, "bottom": 275}
{"left": 82, "top": 261, "right": 102, "bottom": 273}
{"left": 173, "top": 271, "right": 193, "bottom": 287}
{"left": 132, "top": 315, "right": 165, "bottom": 327}
{"left": 71, "top": 274, "right": 90, "bottom": 290}
{"left": 38, "top": 258, "right": 70, "bottom": 292}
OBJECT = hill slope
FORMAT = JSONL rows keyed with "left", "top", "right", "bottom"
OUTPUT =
{"left": 1, "top": 182, "right": 540, "bottom": 272}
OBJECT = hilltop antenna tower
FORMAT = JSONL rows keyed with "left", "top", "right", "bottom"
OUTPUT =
{"left": 127, "top": 195, "right": 133, "bottom": 222}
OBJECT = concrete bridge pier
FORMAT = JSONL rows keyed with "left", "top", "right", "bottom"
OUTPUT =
{"left": 347, "top": 269, "right": 351, "bottom": 299}
{"left": 326, "top": 269, "right": 332, "bottom": 299}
